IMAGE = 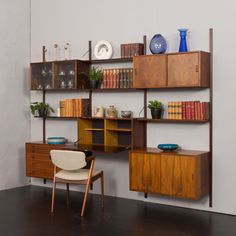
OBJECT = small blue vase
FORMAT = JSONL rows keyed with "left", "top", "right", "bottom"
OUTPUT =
{"left": 178, "top": 28, "right": 188, "bottom": 52}
{"left": 149, "top": 34, "right": 167, "bottom": 54}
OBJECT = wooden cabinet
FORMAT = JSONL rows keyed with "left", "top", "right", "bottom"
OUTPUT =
{"left": 133, "top": 51, "right": 210, "bottom": 88}
{"left": 26, "top": 143, "right": 55, "bottom": 179}
{"left": 129, "top": 148, "right": 209, "bottom": 200}
{"left": 168, "top": 51, "right": 210, "bottom": 87}
{"left": 129, "top": 152, "right": 161, "bottom": 193}
{"left": 133, "top": 54, "right": 167, "bottom": 88}
{"left": 30, "top": 60, "right": 90, "bottom": 90}
{"left": 25, "top": 143, "right": 95, "bottom": 179}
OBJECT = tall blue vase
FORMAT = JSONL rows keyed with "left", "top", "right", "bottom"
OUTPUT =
{"left": 178, "top": 28, "right": 188, "bottom": 52}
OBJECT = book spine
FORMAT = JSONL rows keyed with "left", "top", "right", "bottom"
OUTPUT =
{"left": 186, "top": 101, "right": 191, "bottom": 120}
{"left": 130, "top": 68, "right": 133, "bottom": 88}
{"left": 182, "top": 101, "right": 186, "bottom": 120}
{"left": 59, "top": 100, "right": 65, "bottom": 117}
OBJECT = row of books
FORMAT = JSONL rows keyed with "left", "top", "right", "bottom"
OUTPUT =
{"left": 102, "top": 68, "right": 133, "bottom": 89}
{"left": 167, "top": 101, "right": 210, "bottom": 120}
{"left": 120, "top": 43, "right": 144, "bottom": 58}
{"left": 59, "top": 99, "right": 91, "bottom": 117}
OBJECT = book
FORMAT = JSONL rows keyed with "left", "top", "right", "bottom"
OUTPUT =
{"left": 59, "top": 100, "right": 65, "bottom": 117}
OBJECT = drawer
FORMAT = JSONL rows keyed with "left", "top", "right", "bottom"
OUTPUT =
{"left": 26, "top": 152, "right": 51, "bottom": 160}
{"left": 26, "top": 159, "right": 54, "bottom": 179}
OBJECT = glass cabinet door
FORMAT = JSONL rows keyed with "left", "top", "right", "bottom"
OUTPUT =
{"left": 30, "top": 62, "right": 53, "bottom": 90}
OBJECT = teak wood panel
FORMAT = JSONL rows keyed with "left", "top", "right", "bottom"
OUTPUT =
{"left": 129, "top": 152, "right": 161, "bottom": 193}
{"left": 133, "top": 55, "right": 167, "bottom": 88}
{"left": 160, "top": 155, "right": 200, "bottom": 199}
{"left": 78, "top": 119, "right": 93, "bottom": 145}
{"left": 168, "top": 52, "right": 210, "bottom": 87}
{"left": 129, "top": 150, "right": 209, "bottom": 200}
{"left": 105, "top": 119, "right": 118, "bottom": 147}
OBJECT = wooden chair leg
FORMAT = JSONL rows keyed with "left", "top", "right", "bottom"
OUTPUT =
{"left": 66, "top": 183, "right": 70, "bottom": 205}
{"left": 81, "top": 180, "right": 90, "bottom": 216}
{"left": 51, "top": 179, "right": 56, "bottom": 213}
{"left": 101, "top": 172, "right": 104, "bottom": 209}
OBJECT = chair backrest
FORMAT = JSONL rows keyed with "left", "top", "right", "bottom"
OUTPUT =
{"left": 50, "top": 150, "right": 87, "bottom": 171}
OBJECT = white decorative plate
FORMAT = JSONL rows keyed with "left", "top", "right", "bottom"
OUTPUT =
{"left": 94, "top": 40, "right": 113, "bottom": 59}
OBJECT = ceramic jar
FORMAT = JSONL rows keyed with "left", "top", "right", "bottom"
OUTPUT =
{"left": 107, "top": 105, "right": 117, "bottom": 118}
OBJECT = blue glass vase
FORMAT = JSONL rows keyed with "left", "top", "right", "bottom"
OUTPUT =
{"left": 178, "top": 28, "right": 188, "bottom": 52}
{"left": 149, "top": 34, "right": 167, "bottom": 54}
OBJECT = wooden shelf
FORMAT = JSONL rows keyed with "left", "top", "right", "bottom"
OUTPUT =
{"left": 137, "top": 118, "right": 209, "bottom": 123}
{"left": 91, "top": 88, "right": 138, "bottom": 92}
{"left": 87, "top": 58, "right": 133, "bottom": 64}
{"left": 31, "top": 89, "right": 90, "bottom": 92}
{"left": 106, "top": 128, "right": 132, "bottom": 132}
{"left": 34, "top": 116, "right": 78, "bottom": 120}
{"left": 84, "top": 128, "right": 104, "bottom": 131}
{"left": 80, "top": 117, "right": 134, "bottom": 121}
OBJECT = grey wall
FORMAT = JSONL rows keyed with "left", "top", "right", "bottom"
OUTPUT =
{"left": 0, "top": 0, "right": 30, "bottom": 189}
{"left": 30, "top": 0, "right": 236, "bottom": 215}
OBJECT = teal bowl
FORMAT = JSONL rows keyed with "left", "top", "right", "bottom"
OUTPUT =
{"left": 157, "top": 144, "right": 179, "bottom": 151}
{"left": 47, "top": 137, "right": 66, "bottom": 145}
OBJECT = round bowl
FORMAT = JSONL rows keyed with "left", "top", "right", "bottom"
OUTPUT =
{"left": 157, "top": 144, "right": 179, "bottom": 151}
{"left": 47, "top": 137, "right": 66, "bottom": 145}
{"left": 121, "top": 111, "right": 132, "bottom": 118}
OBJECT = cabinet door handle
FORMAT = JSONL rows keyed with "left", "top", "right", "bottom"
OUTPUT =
{"left": 195, "top": 65, "right": 199, "bottom": 72}
{"left": 134, "top": 68, "right": 137, "bottom": 76}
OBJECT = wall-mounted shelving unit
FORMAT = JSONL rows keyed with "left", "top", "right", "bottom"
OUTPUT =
{"left": 28, "top": 30, "right": 213, "bottom": 206}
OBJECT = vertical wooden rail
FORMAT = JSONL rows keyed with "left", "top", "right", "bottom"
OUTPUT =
{"left": 89, "top": 90, "right": 92, "bottom": 116}
{"left": 43, "top": 90, "right": 46, "bottom": 143}
{"left": 89, "top": 41, "right": 92, "bottom": 61}
{"left": 143, "top": 35, "right": 147, "bottom": 55}
{"left": 209, "top": 28, "right": 213, "bottom": 207}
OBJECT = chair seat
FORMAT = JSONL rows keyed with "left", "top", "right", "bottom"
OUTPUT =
{"left": 55, "top": 169, "right": 102, "bottom": 181}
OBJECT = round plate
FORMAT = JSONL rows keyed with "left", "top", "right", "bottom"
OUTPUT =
{"left": 157, "top": 144, "right": 179, "bottom": 151}
{"left": 94, "top": 40, "right": 113, "bottom": 59}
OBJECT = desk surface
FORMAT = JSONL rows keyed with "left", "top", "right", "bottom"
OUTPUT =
{"left": 26, "top": 142, "right": 129, "bottom": 153}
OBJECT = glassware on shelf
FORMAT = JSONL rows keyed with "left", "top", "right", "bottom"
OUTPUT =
{"left": 37, "top": 84, "right": 43, "bottom": 90}
{"left": 68, "top": 70, "right": 75, "bottom": 76}
{"left": 41, "top": 67, "right": 47, "bottom": 77}
{"left": 67, "top": 80, "right": 74, "bottom": 89}
{"left": 45, "top": 84, "right": 51, "bottom": 89}
{"left": 58, "top": 70, "right": 65, "bottom": 76}
{"left": 60, "top": 80, "right": 66, "bottom": 89}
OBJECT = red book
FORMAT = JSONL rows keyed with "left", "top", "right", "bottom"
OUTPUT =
{"left": 200, "top": 102, "right": 203, "bottom": 120}
{"left": 103, "top": 70, "right": 107, "bottom": 89}
{"left": 186, "top": 101, "right": 191, "bottom": 120}
{"left": 194, "top": 101, "right": 200, "bottom": 120}
{"left": 182, "top": 102, "right": 186, "bottom": 120}
{"left": 190, "top": 101, "right": 195, "bottom": 120}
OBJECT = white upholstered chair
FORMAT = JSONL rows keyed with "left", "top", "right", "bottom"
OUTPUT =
{"left": 50, "top": 150, "right": 104, "bottom": 216}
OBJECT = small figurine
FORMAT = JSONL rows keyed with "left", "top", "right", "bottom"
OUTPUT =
{"left": 42, "top": 46, "right": 47, "bottom": 62}
{"left": 54, "top": 43, "right": 59, "bottom": 61}
{"left": 64, "top": 43, "right": 71, "bottom": 60}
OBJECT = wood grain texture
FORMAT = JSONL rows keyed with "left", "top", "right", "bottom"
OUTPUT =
{"left": 133, "top": 54, "right": 167, "bottom": 88}
{"left": 104, "top": 119, "right": 118, "bottom": 147}
{"left": 129, "top": 152, "right": 146, "bottom": 191}
{"left": 168, "top": 52, "right": 199, "bottom": 87}
{"left": 168, "top": 51, "right": 210, "bottom": 87}
{"left": 129, "top": 150, "right": 209, "bottom": 200}
{"left": 78, "top": 118, "right": 93, "bottom": 145}
{"left": 131, "top": 119, "right": 146, "bottom": 149}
